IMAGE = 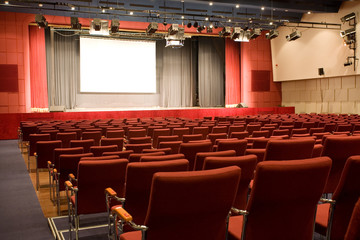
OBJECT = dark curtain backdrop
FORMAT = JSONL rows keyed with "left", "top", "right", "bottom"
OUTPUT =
{"left": 198, "top": 37, "right": 225, "bottom": 107}
{"left": 29, "top": 26, "right": 48, "bottom": 110}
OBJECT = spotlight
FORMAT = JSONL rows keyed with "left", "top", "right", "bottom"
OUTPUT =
{"left": 146, "top": 22, "right": 158, "bottom": 35}
{"left": 340, "top": 12, "right": 356, "bottom": 23}
{"left": 35, "top": 14, "right": 48, "bottom": 28}
{"left": 234, "top": 29, "right": 250, "bottom": 42}
{"left": 165, "top": 27, "right": 185, "bottom": 48}
{"left": 231, "top": 27, "right": 241, "bottom": 39}
{"left": 111, "top": 19, "right": 120, "bottom": 33}
{"left": 92, "top": 18, "right": 101, "bottom": 31}
{"left": 249, "top": 28, "right": 262, "bottom": 39}
{"left": 266, "top": 29, "right": 279, "bottom": 40}
{"left": 286, "top": 30, "right": 301, "bottom": 41}
{"left": 70, "top": 17, "right": 81, "bottom": 30}
{"left": 219, "top": 26, "right": 231, "bottom": 37}
{"left": 168, "top": 24, "right": 179, "bottom": 35}
{"left": 163, "top": 20, "right": 168, "bottom": 26}
{"left": 187, "top": 22, "right": 192, "bottom": 28}
{"left": 206, "top": 26, "right": 213, "bottom": 33}
{"left": 193, "top": 21, "right": 199, "bottom": 28}
{"left": 340, "top": 27, "right": 356, "bottom": 38}
{"left": 197, "top": 25, "right": 205, "bottom": 33}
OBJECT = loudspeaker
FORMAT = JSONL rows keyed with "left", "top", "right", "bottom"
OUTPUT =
{"left": 318, "top": 68, "right": 324, "bottom": 76}
{"left": 49, "top": 106, "right": 65, "bottom": 112}
{"left": 236, "top": 103, "right": 248, "bottom": 108}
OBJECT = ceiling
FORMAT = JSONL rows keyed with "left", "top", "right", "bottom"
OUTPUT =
{"left": 0, "top": 0, "right": 345, "bottom": 30}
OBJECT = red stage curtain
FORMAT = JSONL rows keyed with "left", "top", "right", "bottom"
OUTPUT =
{"left": 225, "top": 38, "right": 241, "bottom": 106}
{"left": 29, "top": 26, "right": 48, "bottom": 110}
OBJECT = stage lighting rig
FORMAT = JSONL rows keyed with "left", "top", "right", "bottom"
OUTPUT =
{"left": 219, "top": 27, "right": 231, "bottom": 37}
{"left": 166, "top": 27, "right": 185, "bottom": 48}
{"left": 286, "top": 30, "right": 301, "bottom": 41}
{"left": 35, "top": 14, "right": 48, "bottom": 28}
{"left": 340, "top": 12, "right": 356, "bottom": 23}
{"left": 249, "top": 28, "right": 262, "bottom": 39}
{"left": 146, "top": 22, "right": 158, "bottom": 35}
{"left": 71, "top": 17, "right": 81, "bottom": 30}
{"left": 111, "top": 19, "right": 120, "bottom": 33}
{"left": 266, "top": 29, "right": 279, "bottom": 40}
{"left": 231, "top": 27, "right": 241, "bottom": 39}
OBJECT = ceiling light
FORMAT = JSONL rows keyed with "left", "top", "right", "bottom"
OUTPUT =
{"left": 109, "top": 7, "right": 113, "bottom": 10}
{"left": 206, "top": 26, "right": 213, "bottom": 33}
{"left": 266, "top": 29, "right": 279, "bottom": 40}
{"left": 4, "top": 1, "right": 9, "bottom": 4}
{"left": 261, "top": 7, "right": 265, "bottom": 11}
{"left": 205, "top": 17, "right": 209, "bottom": 21}
{"left": 102, "top": 8, "right": 106, "bottom": 13}
{"left": 307, "top": 11, "right": 311, "bottom": 14}
{"left": 209, "top": 2, "right": 213, "bottom": 6}
{"left": 236, "top": 4, "right": 240, "bottom": 8}
{"left": 231, "top": 27, "right": 241, "bottom": 39}
{"left": 129, "top": 11, "right": 134, "bottom": 15}
{"left": 70, "top": 17, "right": 81, "bottom": 30}
{"left": 71, "top": 6, "right": 75, "bottom": 10}
{"left": 234, "top": 29, "right": 250, "bottom": 42}
{"left": 35, "top": 14, "right": 48, "bottom": 28}
{"left": 38, "top": 3, "right": 43, "bottom": 7}
{"left": 209, "top": 23, "right": 213, "bottom": 29}
{"left": 285, "top": 9, "right": 288, "bottom": 12}
{"left": 146, "top": 22, "right": 158, "bottom": 35}
{"left": 269, "top": 22, "right": 273, "bottom": 25}
{"left": 181, "top": 16, "right": 184, "bottom": 19}
{"left": 286, "top": 30, "right": 302, "bottom": 41}
{"left": 228, "top": 19, "right": 232, "bottom": 22}
{"left": 111, "top": 19, "right": 120, "bottom": 33}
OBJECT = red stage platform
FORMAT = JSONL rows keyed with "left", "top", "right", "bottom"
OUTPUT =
{"left": 0, "top": 107, "right": 294, "bottom": 140}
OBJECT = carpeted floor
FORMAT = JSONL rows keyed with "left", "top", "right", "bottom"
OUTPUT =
{"left": 0, "top": 140, "right": 53, "bottom": 240}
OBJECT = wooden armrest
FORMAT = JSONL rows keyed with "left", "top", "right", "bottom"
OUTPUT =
{"left": 69, "top": 174, "right": 76, "bottom": 181}
{"left": 231, "top": 207, "right": 249, "bottom": 216}
{"left": 105, "top": 187, "right": 117, "bottom": 197}
{"left": 320, "top": 198, "right": 336, "bottom": 204}
{"left": 113, "top": 207, "right": 133, "bottom": 222}
{"left": 65, "top": 181, "right": 73, "bottom": 188}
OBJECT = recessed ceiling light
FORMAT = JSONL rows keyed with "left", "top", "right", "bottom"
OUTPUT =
{"left": 228, "top": 19, "right": 232, "bottom": 22}
{"left": 5, "top": 1, "right": 9, "bottom": 4}
{"left": 102, "top": 8, "right": 105, "bottom": 13}
{"left": 285, "top": 9, "right": 288, "bottom": 12}
{"left": 109, "top": 7, "right": 113, "bottom": 10}
{"left": 71, "top": 6, "right": 75, "bottom": 10}
{"left": 209, "top": 2, "right": 213, "bottom": 6}
{"left": 129, "top": 11, "right": 134, "bottom": 15}
{"left": 205, "top": 17, "right": 209, "bottom": 21}
{"left": 269, "top": 22, "right": 273, "bottom": 25}
{"left": 236, "top": 4, "right": 240, "bottom": 8}
{"left": 39, "top": 3, "right": 43, "bottom": 7}
{"left": 261, "top": 6, "right": 265, "bottom": 10}
{"left": 181, "top": 15, "right": 184, "bottom": 19}
{"left": 307, "top": 11, "right": 311, "bottom": 14}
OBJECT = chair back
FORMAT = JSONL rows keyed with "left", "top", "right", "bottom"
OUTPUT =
{"left": 54, "top": 147, "right": 84, "bottom": 169}
{"left": 36, "top": 140, "right": 62, "bottom": 168}
{"left": 194, "top": 150, "right": 236, "bottom": 171}
{"left": 125, "top": 160, "right": 189, "bottom": 224}
{"left": 327, "top": 156, "right": 360, "bottom": 240}
{"left": 103, "top": 150, "right": 134, "bottom": 159}
{"left": 203, "top": 154, "right": 257, "bottom": 209}
{"left": 57, "top": 153, "right": 93, "bottom": 191}
{"left": 140, "top": 153, "right": 186, "bottom": 162}
{"left": 142, "top": 148, "right": 172, "bottom": 155}
{"left": 128, "top": 136, "right": 151, "bottom": 144}
{"left": 180, "top": 142, "right": 213, "bottom": 170}
{"left": 126, "top": 143, "right": 152, "bottom": 153}
{"left": 158, "top": 141, "right": 182, "bottom": 154}
{"left": 76, "top": 159, "right": 129, "bottom": 214}
{"left": 182, "top": 134, "right": 203, "bottom": 143}
{"left": 82, "top": 131, "right": 102, "bottom": 146}
{"left": 69, "top": 139, "right": 95, "bottom": 153}
{"left": 217, "top": 139, "right": 248, "bottom": 156}
{"left": 28, "top": 134, "right": 51, "bottom": 156}
{"left": 56, "top": 132, "right": 78, "bottom": 148}
{"left": 264, "top": 139, "right": 315, "bottom": 161}
{"left": 100, "top": 137, "right": 124, "bottom": 150}
{"left": 143, "top": 166, "right": 241, "bottom": 240}
{"left": 90, "top": 145, "right": 118, "bottom": 157}
{"left": 322, "top": 136, "right": 360, "bottom": 193}
{"left": 128, "top": 152, "right": 165, "bottom": 163}
{"left": 231, "top": 157, "right": 331, "bottom": 240}
{"left": 345, "top": 197, "right": 360, "bottom": 240}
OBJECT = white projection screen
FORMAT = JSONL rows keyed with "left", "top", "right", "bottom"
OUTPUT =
{"left": 80, "top": 37, "right": 156, "bottom": 93}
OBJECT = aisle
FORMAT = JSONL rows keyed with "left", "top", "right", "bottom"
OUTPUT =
{"left": 0, "top": 140, "right": 53, "bottom": 240}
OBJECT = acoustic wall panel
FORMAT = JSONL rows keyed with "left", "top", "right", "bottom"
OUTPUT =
{"left": 251, "top": 70, "right": 270, "bottom": 92}
{"left": 0, "top": 64, "right": 18, "bottom": 92}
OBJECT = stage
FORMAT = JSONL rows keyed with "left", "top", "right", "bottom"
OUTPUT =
{"left": 0, "top": 106, "right": 295, "bottom": 140}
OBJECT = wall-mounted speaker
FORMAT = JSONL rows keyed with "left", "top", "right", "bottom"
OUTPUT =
{"left": 318, "top": 68, "right": 324, "bottom": 76}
